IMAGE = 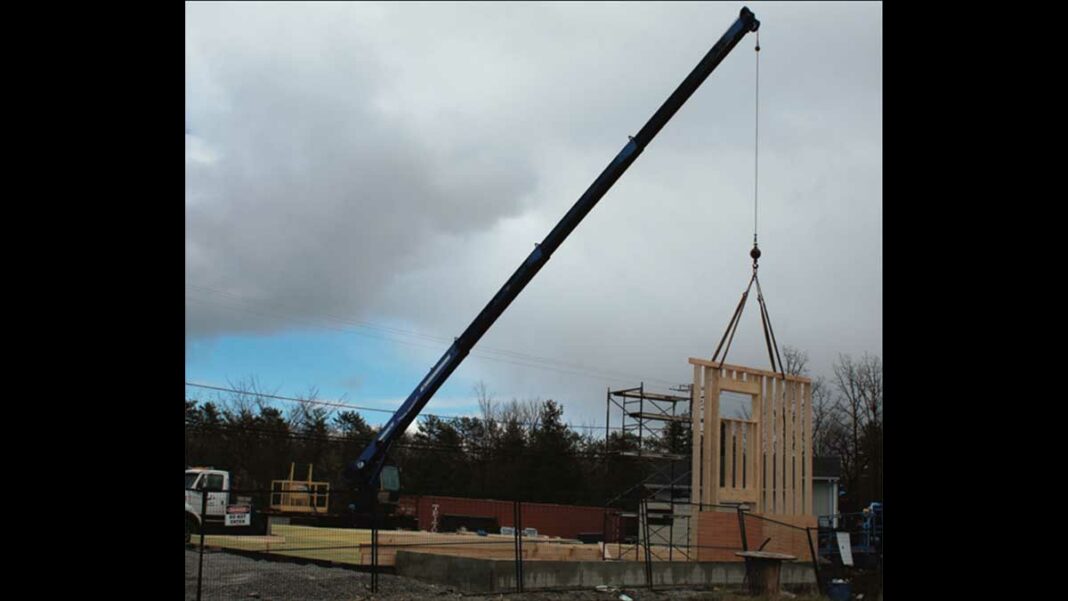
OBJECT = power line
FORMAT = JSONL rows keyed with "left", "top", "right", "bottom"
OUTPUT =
{"left": 187, "top": 382, "right": 399, "bottom": 415}
{"left": 185, "top": 284, "right": 681, "bottom": 387}
{"left": 185, "top": 381, "right": 633, "bottom": 433}
{"left": 185, "top": 290, "right": 676, "bottom": 385}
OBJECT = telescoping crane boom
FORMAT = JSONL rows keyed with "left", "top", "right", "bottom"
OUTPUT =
{"left": 345, "top": 7, "right": 760, "bottom": 497}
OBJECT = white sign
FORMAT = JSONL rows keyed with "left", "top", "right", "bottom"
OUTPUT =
{"left": 225, "top": 504, "right": 251, "bottom": 527}
{"left": 836, "top": 532, "right": 854, "bottom": 566}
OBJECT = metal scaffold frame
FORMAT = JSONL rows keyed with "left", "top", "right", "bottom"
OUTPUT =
{"left": 604, "top": 383, "right": 695, "bottom": 562}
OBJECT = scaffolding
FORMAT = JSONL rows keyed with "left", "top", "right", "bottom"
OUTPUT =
{"left": 604, "top": 383, "right": 694, "bottom": 561}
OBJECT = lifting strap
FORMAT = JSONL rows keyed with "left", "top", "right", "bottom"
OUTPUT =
{"left": 710, "top": 246, "right": 785, "bottom": 378}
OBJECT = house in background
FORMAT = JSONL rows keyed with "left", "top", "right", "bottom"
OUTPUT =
{"left": 813, "top": 456, "right": 841, "bottom": 528}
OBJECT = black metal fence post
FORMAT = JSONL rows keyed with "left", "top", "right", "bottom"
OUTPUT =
{"left": 737, "top": 505, "right": 749, "bottom": 551}
{"left": 737, "top": 504, "right": 752, "bottom": 594}
{"left": 601, "top": 508, "right": 610, "bottom": 561}
{"left": 805, "top": 527, "right": 823, "bottom": 596}
{"left": 512, "top": 502, "right": 520, "bottom": 591}
{"left": 371, "top": 496, "right": 379, "bottom": 594}
{"left": 196, "top": 490, "right": 207, "bottom": 601}
{"left": 513, "top": 501, "right": 524, "bottom": 592}
{"left": 641, "top": 497, "right": 653, "bottom": 588}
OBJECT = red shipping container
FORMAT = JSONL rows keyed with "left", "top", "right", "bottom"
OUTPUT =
{"left": 399, "top": 494, "right": 620, "bottom": 540}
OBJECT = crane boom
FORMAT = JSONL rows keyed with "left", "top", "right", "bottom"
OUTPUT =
{"left": 346, "top": 7, "right": 760, "bottom": 491}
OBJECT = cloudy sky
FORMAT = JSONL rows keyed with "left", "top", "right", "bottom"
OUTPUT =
{"left": 185, "top": 1, "right": 881, "bottom": 430}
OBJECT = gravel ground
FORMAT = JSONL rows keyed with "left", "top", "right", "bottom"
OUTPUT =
{"left": 185, "top": 549, "right": 828, "bottom": 601}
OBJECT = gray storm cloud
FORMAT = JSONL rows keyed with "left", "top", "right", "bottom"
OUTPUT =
{"left": 186, "top": 2, "right": 540, "bottom": 337}
{"left": 186, "top": 2, "right": 881, "bottom": 425}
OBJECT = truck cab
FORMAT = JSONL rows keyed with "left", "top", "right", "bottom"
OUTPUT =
{"left": 185, "top": 467, "right": 233, "bottom": 542}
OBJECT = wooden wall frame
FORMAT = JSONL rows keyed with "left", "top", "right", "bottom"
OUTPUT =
{"left": 688, "top": 358, "right": 813, "bottom": 517}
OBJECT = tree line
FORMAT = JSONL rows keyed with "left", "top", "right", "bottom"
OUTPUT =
{"left": 185, "top": 348, "right": 882, "bottom": 514}
{"left": 185, "top": 379, "right": 652, "bottom": 508}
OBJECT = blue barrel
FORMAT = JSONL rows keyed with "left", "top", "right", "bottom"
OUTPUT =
{"left": 826, "top": 581, "right": 851, "bottom": 601}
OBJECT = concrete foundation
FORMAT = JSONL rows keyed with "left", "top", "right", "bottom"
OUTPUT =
{"left": 394, "top": 551, "right": 816, "bottom": 594}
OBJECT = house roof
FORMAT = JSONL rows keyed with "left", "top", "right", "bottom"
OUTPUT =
{"left": 813, "top": 456, "right": 841, "bottom": 479}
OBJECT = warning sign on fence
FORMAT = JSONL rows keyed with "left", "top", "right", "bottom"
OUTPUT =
{"left": 225, "top": 504, "right": 251, "bottom": 527}
{"left": 836, "top": 532, "right": 854, "bottom": 566}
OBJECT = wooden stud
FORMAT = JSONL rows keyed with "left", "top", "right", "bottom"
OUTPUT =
{"left": 704, "top": 366, "right": 719, "bottom": 506}
{"left": 751, "top": 418, "right": 760, "bottom": 499}
{"left": 772, "top": 376, "right": 782, "bottom": 514}
{"left": 753, "top": 380, "right": 762, "bottom": 506}
{"left": 794, "top": 381, "right": 802, "bottom": 516}
{"left": 790, "top": 380, "right": 799, "bottom": 515}
{"left": 782, "top": 380, "right": 790, "bottom": 515}
{"left": 691, "top": 364, "right": 703, "bottom": 509}
{"left": 790, "top": 380, "right": 801, "bottom": 516}
{"left": 761, "top": 375, "right": 770, "bottom": 513}
{"left": 804, "top": 381, "right": 813, "bottom": 516}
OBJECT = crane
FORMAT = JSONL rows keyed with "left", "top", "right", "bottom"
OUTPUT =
{"left": 344, "top": 7, "right": 761, "bottom": 505}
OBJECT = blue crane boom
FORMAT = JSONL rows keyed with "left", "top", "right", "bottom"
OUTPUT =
{"left": 345, "top": 7, "right": 760, "bottom": 493}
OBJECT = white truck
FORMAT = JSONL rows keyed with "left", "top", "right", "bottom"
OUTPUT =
{"left": 185, "top": 463, "right": 406, "bottom": 542}
{"left": 185, "top": 467, "right": 267, "bottom": 543}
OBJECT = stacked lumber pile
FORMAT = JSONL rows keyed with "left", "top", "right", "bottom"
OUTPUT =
{"left": 201, "top": 525, "right": 605, "bottom": 567}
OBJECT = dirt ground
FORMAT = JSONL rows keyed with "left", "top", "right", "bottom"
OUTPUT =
{"left": 185, "top": 549, "right": 830, "bottom": 601}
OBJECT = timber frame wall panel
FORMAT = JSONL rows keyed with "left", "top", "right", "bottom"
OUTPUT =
{"left": 688, "top": 359, "right": 813, "bottom": 517}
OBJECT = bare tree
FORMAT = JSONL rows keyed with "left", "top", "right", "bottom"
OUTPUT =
{"left": 827, "top": 353, "right": 883, "bottom": 507}
{"left": 474, "top": 381, "right": 501, "bottom": 445}
{"left": 498, "top": 398, "right": 543, "bottom": 433}
{"left": 473, "top": 384, "right": 543, "bottom": 434}
{"left": 286, "top": 386, "right": 333, "bottom": 432}
{"left": 857, "top": 354, "right": 883, "bottom": 429}
{"left": 740, "top": 345, "right": 809, "bottom": 420}
{"left": 782, "top": 345, "right": 809, "bottom": 377}
{"left": 856, "top": 353, "right": 883, "bottom": 501}
{"left": 220, "top": 375, "right": 277, "bottom": 419}
{"left": 809, "top": 376, "right": 838, "bottom": 457}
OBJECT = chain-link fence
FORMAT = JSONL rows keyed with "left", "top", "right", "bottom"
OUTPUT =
{"left": 186, "top": 486, "right": 855, "bottom": 599}
{"left": 811, "top": 507, "right": 884, "bottom": 598}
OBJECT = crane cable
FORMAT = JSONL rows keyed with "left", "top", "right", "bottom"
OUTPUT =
{"left": 754, "top": 29, "right": 760, "bottom": 251}
{"left": 710, "top": 30, "right": 785, "bottom": 378}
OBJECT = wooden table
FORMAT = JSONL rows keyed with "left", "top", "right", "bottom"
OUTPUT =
{"left": 736, "top": 551, "right": 797, "bottom": 598}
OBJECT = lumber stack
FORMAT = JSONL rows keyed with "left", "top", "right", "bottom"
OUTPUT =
{"left": 200, "top": 525, "right": 604, "bottom": 567}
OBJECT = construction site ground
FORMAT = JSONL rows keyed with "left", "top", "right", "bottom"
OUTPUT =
{"left": 185, "top": 549, "right": 829, "bottom": 601}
